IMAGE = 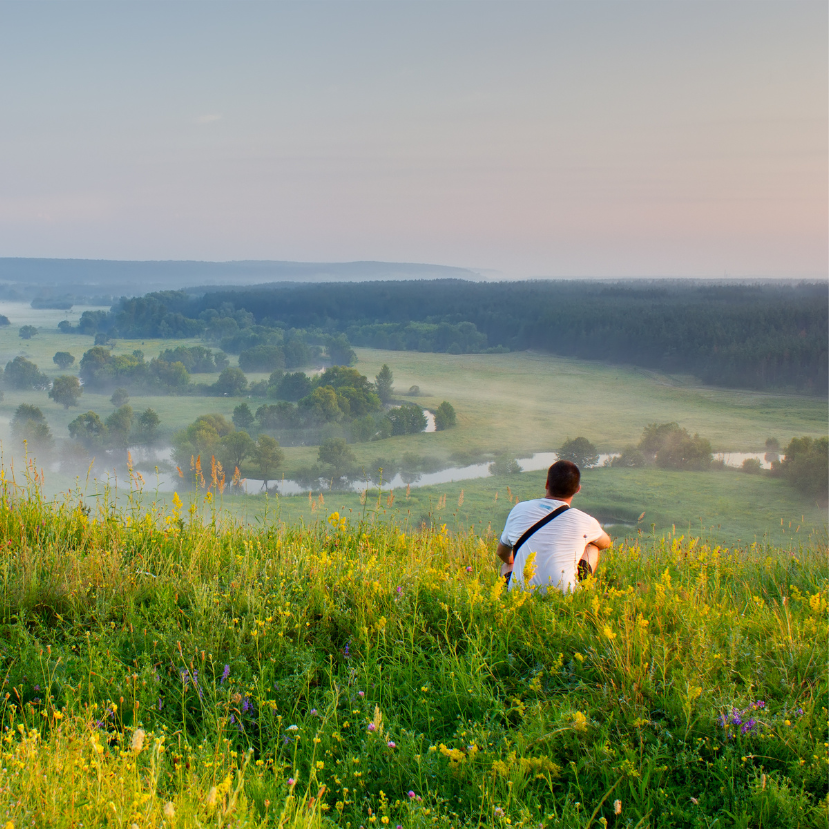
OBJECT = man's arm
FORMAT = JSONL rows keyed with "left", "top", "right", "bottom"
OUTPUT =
{"left": 496, "top": 541, "right": 513, "bottom": 565}
{"left": 593, "top": 529, "right": 612, "bottom": 550}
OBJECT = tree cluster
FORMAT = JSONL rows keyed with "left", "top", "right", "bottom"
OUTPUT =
{"left": 772, "top": 436, "right": 828, "bottom": 503}
{"left": 172, "top": 414, "right": 284, "bottom": 488}
{"left": 68, "top": 406, "right": 161, "bottom": 451}
{"left": 79, "top": 346, "right": 189, "bottom": 393}
{"left": 611, "top": 423, "right": 713, "bottom": 471}
{"left": 158, "top": 345, "right": 229, "bottom": 373}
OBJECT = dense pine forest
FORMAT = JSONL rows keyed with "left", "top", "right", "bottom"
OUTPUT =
{"left": 67, "top": 280, "right": 827, "bottom": 393}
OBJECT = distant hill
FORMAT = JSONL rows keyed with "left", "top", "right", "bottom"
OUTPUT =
{"left": 0, "top": 258, "right": 482, "bottom": 303}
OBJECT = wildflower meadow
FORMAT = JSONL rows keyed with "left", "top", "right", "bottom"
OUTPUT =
{"left": 0, "top": 465, "right": 826, "bottom": 828}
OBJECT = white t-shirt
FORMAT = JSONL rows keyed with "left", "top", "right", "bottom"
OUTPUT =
{"left": 500, "top": 498, "right": 603, "bottom": 593}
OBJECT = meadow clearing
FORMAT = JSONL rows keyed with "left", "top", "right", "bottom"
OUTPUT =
{"left": 0, "top": 473, "right": 825, "bottom": 828}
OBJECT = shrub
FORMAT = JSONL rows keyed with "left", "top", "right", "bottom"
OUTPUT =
{"left": 434, "top": 401, "right": 457, "bottom": 430}
{"left": 53, "top": 351, "right": 75, "bottom": 370}
{"left": 48, "top": 375, "right": 83, "bottom": 409}
{"left": 557, "top": 436, "right": 599, "bottom": 468}
{"left": 741, "top": 458, "right": 763, "bottom": 474}
{"left": 489, "top": 454, "right": 522, "bottom": 476}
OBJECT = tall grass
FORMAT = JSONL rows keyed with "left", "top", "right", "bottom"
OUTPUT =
{"left": 0, "top": 463, "right": 826, "bottom": 828}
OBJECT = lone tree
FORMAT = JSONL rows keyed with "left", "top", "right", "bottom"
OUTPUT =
{"left": 434, "top": 401, "right": 457, "bottom": 431}
{"left": 11, "top": 404, "right": 52, "bottom": 449}
{"left": 375, "top": 364, "right": 394, "bottom": 404}
{"left": 254, "top": 434, "right": 284, "bottom": 489}
{"left": 318, "top": 438, "right": 357, "bottom": 482}
{"left": 326, "top": 334, "right": 356, "bottom": 367}
{"left": 232, "top": 402, "right": 255, "bottom": 431}
{"left": 19, "top": 325, "right": 37, "bottom": 340}
{"left": 48, "top": 375, "right": 83, "bottom": 409}
{"left": 105, "top": 405, "right": 134, "bottom": 448}
{"left": 53, "top": 352, "right": 75, "bottom": 370}
{"left": 135, "top": 408, "right": 161, "bottom": 444}
{"left": 557, "top": 437, "right": 599, "bottom": 469}
{"left": 220, "top": 430, "right": 255, "bottom": 472}
{"left": 68, "top": 411, "right": 107, "bottom": 450}
{"left": 214, "top": 367, "right": 248, "bottom": 397}
{"left": 4, "top": 357, "right": 49, "bottom": 390}
{"left": 111, "top": 388, "right": 130, "bottom": 407}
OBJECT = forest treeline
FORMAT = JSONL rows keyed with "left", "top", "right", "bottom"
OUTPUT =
{"left": 62, "top": 280, "right": 827, "bottom": 393}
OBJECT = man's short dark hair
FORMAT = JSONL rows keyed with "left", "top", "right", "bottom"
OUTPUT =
{"left": 546, "top": 460, "right": 580, "bottom": 498}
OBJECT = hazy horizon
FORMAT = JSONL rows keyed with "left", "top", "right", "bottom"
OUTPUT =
{"left": 1, "top": 1, "right": 826, "bottom": 280}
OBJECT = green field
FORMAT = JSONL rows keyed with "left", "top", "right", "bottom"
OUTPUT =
{"left": 0, "top": 303, "right": 825, "bottom": 549}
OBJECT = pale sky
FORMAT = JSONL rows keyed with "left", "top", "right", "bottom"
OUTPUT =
{"left": 0, "top": 1, "right": 826, "bottom": 278}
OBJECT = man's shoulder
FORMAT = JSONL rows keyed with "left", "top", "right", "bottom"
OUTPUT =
{"left": 509, "top": 498, "right": 556, "bottom": 517}
{"left": 564, "top": 506, "right": 602, "bottom": 527}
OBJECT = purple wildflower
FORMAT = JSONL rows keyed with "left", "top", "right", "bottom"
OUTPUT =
{"left": 387, "top": 741, "right": 396, "bottom": 748}
{"left": 466, "top": 566, "right": 473, "bottom": 572}
{"left": 367, "top": 723, "right": 376, "bottom": 732}
{"left": 310, "top": 709, "right": 317, "bottom": 716}
{"left": 220, "top": 664, "right": 230, "bottom": 684}
{"left": 358, "top": 690, "right": 364, "bottom": 697}
{"left": 288, "top": 778, "right": 295, "bottom": 786}
{"left": 242, "top": 697, "right": 251, "bottom": 713}
{"left": 408, "top": 791, "right": 416, "bottom": 799}
{"left": 741, "top": 718, "right": 757, "bottom": 734}
{"left": 158, "top": 697, "right": 163, "bottom": 711}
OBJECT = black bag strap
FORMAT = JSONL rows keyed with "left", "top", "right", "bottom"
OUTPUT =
{"left": 511, "top": 504, "right": 569, "bottom": 557}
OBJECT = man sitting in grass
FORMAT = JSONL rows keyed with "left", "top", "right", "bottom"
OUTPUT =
{"left": 496, "top": 460, "right": 611, "bottom": 592}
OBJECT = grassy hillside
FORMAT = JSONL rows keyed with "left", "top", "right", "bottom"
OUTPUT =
{"left": 0, "top": 478, "right": 825, "bottom": 827}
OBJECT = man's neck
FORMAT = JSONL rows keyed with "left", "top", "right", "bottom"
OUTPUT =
{"left": 544, "top": 492, "right": 574, "bottom": 505}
